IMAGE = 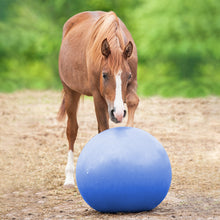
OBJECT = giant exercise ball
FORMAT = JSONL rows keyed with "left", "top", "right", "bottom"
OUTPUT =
{"left": 76, "top": 127, "right": 172, "bottom": 213}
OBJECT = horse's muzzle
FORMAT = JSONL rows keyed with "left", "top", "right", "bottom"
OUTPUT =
{"left": 110, "top": 109, "right": 126, "bottom": 123}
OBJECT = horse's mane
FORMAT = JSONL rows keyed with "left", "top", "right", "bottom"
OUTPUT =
{"left": 88, "top": 11, "right": 126, "bottom": 73}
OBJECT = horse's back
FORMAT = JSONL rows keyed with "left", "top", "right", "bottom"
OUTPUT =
{"left": 59, "top": 12, "right": 102, "bottom": 94}
{"left": 62, "top": 11, "right": 104, "bottom": 39}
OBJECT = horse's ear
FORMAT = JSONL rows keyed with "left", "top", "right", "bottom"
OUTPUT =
{"left": 101, "top": 38, "right": 111, "bottom": 58}
{"left": 123, "top": 41, "right": 133, "bottom": 58}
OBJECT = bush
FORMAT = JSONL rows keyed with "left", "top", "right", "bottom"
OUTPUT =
{"left": 130, "top": 0, "right": 220, "bottom": 96}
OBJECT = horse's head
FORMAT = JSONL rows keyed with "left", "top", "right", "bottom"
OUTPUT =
{"left": 100, "top": 38, "right": 133, "bottom": 123}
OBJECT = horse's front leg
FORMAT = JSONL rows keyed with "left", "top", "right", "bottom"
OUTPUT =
{"left": 93, "top": 92, "right": 109, "bottom": 133}
{"left": 126, "top": 89, "right": 139, "bottom": 127}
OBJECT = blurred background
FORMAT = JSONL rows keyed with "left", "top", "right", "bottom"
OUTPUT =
{"left": 0, "top": 0, "right": 219, "bottom": 97}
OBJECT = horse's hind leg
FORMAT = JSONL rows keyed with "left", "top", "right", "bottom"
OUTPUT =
{"left": 63, "top": 87, "right": 81, "bottom": 187}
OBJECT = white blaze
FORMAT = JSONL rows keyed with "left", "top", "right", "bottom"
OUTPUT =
{"left": 114, "top": 71, "right": 124, "bottom": 122}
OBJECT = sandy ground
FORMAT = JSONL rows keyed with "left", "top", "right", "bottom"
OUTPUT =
{"left": 0, "top": 91, "right": 219, "bottom": 219}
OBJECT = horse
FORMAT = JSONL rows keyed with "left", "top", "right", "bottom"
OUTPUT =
{"left": 58, "top": 11, "right": 139, "bottom": 187}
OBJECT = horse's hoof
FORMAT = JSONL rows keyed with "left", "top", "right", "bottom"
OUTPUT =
{"left": 64, "top": 183, "right": 75, "bottom": 189}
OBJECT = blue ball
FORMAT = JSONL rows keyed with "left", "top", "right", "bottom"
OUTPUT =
{"left": 76, "top": 127, "right": 172, "bottom": 213}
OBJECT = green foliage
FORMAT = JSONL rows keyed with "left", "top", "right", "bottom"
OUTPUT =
{"left": 0, "top": 0, "right": 61, "bottom": 91}
{"left": 130, "top": 0, "right": 220, "bottom": 96}
{"left": 0, "top": 0, "right": 219, "bottom": 96}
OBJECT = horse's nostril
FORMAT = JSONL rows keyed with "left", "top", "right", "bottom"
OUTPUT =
{"left": 111, "top": 109, "right": 115, "bottom": 118}
{"left": 123, "top": 110, "right": 127, "bottom": 118}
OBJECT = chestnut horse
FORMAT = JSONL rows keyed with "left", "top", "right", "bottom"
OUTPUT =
{"left": 58, "top": 11, "right": 139, "bottom": 187}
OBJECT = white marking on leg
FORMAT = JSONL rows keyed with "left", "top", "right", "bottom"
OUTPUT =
{"left": 64, "top": 150, "right": 75, "bottom": 186}
{"left": 114, "top": 70, "right": 125, "bottom": 122}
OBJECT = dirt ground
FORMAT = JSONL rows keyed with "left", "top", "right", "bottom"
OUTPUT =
{"left": 0, "top": 91, "right": 219, "bottom": 219}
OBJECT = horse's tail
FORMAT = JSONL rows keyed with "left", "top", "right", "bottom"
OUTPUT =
{"left": 57, "top": 91, "right": 66, "bottom": 121}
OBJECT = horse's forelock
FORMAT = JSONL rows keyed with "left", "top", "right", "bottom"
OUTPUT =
{"left": 108, "top": 50, "right": 124, "bottom": 75}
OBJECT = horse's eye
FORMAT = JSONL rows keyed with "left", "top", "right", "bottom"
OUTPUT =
{"left": 128, "top": 73, "right": 132, "bottom": 80}
{"left": 102, "top": 72, "right": 108, "bottom": 80}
